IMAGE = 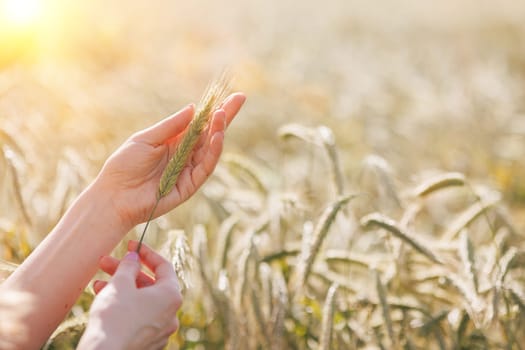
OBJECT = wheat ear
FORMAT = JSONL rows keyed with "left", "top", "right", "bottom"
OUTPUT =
{"left": 361, "top": 213, "right": 443, "bottom": 264}
{"left": 296, "top": 195, "right": 355, "bottom": 290}
{"left": 136, "top": 74, "right": 230, "bottom": 253}
{"left": 412, "top": 172, "right": 466, "bottom": 197}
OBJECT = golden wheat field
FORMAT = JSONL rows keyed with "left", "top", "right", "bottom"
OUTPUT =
{"left": 1, "top": 0, "right": 525, "bottom": 349}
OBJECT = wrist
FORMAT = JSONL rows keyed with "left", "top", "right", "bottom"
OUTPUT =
{"left": 85, "top": 178, "right": 135, "bottom": 234}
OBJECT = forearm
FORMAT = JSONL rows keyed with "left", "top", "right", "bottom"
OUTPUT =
{"left": 1, "top": 181, "right": 130, "bottom": 349}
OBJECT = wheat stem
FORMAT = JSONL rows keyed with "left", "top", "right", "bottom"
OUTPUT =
{"left": 136, "top": 197, "right": 160, "bottom": 253}
{"left": 319, "top": 283, "right": 338, "bottom": 350}
{"left": 296, "top": 195, "right": 355, "bottom": 290}
{"left": 361, "top": 213, "right": 443, "bottom": 264}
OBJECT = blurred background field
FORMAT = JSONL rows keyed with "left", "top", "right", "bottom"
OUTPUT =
{"left": 1, "top": 0, "right": 525, "bottom": 349}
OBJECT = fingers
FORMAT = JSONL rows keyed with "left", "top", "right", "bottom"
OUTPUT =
{"left": 128, "top": 241, "right": 180, "bottom": 288}
{"left": 99, "top": 255, "right": 156, "bottom": 288}
{"left": 93, "top": 280, "right": 108, "bottom": 294}
{"left": 124, "top": 93, "right": 243, "bottom": 150}
{"left": 111, "top": 251, "right": 141, "bottom": 287}
{"left": 187, "top": 110, "right": 225, "bottom": 184}
{"left": 166, "top": 92, "right": 244, "bottom": 159}
{"left": 190, "top": 132, "right": 224, "bottom": 187}
{"left": 183, "top": 93, "right": 244, "bottom": 193}
{"left": 220, "top": 93, "right": 246, "bottom": 127}
{"left": 207, "top": 108, "right": 227, "bottom": 142}
{"left": 132, "top": 104, "right": 195, "bottom": 146}
{"left": 190, "top": 92, "right": 244, "bottom": 156}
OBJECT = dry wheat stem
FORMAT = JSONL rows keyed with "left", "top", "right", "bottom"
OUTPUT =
{"left": 136, "top": 74, "right": 230, "bottom": 253}
{"left": 361, "top": 213, "right": 443, "bottom": 264}
{"left": 0, "top": 259, "right": 19, "bottom": 275}
{"left": 317, "top": 126, "right": 345, "bottom": 196}
{"left": 441, "top": 193, "right": 500, "bottom": 242}
{"left": 459, "top": 231, "right": 479, "bottom": 293}
{"left": 311, "top": 266, "right": 358, "bottom": 294}
{"left": 250, "top": 285, "right": 271, "bottom": 348}
{"left": 319, "top": 283, "right": 338, "bottom": 350}
{"left": 375, "top": 270, "right": 395, "bottom": 348}
{"left": 297, "top": 195, "right": 355, "bottom": 289}
{"left": 171, "top": 230, "right": 191, "bottom": 290}
{"left": 4, "top": 149, "right": 32, "bottom": 226}
{"left": 324, "top": 250, "right": 375, "bottom": 269}
{"left": 223, "top": 153, "right": 268, "bottom": 194}
{"left": 277, "top": 124, "right": 344, "bottom": 196}
{"left": 216, "top": 215, "right": 240, "bottom": 269}
{"left": 270, "top": 271, "right": 287, "bottom": 349}
{"left": 413, "top": 172, "right": 466, "bottom": 197}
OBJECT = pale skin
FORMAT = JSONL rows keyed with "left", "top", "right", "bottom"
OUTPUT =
{"left": 78, "top": 241, "right": 182, "bottom": 350}
{"left": 0, "top": 93, "right": 246, "bottom": 349}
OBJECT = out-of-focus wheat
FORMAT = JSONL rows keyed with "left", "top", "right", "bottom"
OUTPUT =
{"left": 295, "top": 195, "right": 355, "bottom": 290}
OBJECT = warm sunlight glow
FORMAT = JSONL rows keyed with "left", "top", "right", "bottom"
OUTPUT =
{"left": 3, "top": 0, "right": 43, "bottom": 27}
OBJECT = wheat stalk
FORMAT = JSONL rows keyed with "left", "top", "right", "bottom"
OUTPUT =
{"left": 223, "top": 153, "right": 268, "bottom": 194}
{"left": 361, "top": 213, "right": 444, "bottom": 264}
{"left": 136, "top": 73, "right": 230, "bottom": 252}
{"left": 269, "top": 270, "right": 287, "bottom": 350}
{"left": 278, "top": 124, "right": 344, "bottom": 196}
{"left": 319, "top": 283, "right": 338, "bottom": 350}
{"left": 3, "top": 146, "right": 32, "bottom": 226}
{"left": 496, "top": 247, "right": 518, "bottom": 285}
{"left": 0, "top": 259, "right": 19, "bottom": 282}
{"left": 324, "top": 249, "right": 377, "bottom": 269}
{"left": 317, "top": 126, "right": 345, "bottom": 196}
{"left": 169, "top": 229, "right": 192, "bottom": 291}
{"left": 250, "top": 284, "right": 271, "bottom": 348}
{"left": 412, "top": 172, "right": 466, "bottom": 197}
{"left": 311, "top": 265, "right": 358, "bottom": 294}
{"left": 216, "top": 215, "right": 240, "bottom": 269}
{"left": 459, "top": 230, "right": 479, "bottom": 294}
{"left": 441, "top": 192, "right": 500, "bottom": 242}
{"left": 235, "top": 245, "right": 254, "bottom": 310}
{"left": 295, "top": 195, "right": 355, "bottom": 290}
{"left": 359, "top": 154, "right": 402, "bottom": 209}
{"left": 375, "top": 270, "right": 395, "bottom": 348}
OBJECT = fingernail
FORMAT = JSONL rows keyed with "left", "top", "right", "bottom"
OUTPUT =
{"left": 124, "top": 251, "right": 139, "bottom": 261}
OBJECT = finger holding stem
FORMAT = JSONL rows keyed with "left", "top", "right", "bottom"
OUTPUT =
{"left": 136, "top": 198, "right": 160, "bottom": 253}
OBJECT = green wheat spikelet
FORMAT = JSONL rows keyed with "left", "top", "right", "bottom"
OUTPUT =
{"left": 137, "top": 73, "right": 230, "bottom": 252}
{"left": 157, "top": 74, "right": 230, "bottom": 198}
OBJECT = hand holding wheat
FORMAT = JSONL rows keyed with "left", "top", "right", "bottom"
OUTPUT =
{"left": 94, "top": 83, "right": 246, "bottom": 238}
{"left": 136, "top": 76, "right": 232, "bottom": 251}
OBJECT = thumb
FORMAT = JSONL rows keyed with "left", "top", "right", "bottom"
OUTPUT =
{"left": 112, "top": 251, "right": 140, "bottom": 287}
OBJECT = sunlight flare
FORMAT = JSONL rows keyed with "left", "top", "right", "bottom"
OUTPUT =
{"left": 2, "top": 0, "right": 43, "bottom": 27}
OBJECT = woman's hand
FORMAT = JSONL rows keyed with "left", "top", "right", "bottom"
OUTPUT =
{"left": 78, "top": 241, "right": 182, "bottom": 350}
{"left": 94, "top": 93, "right": 246, "bottom": 230}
